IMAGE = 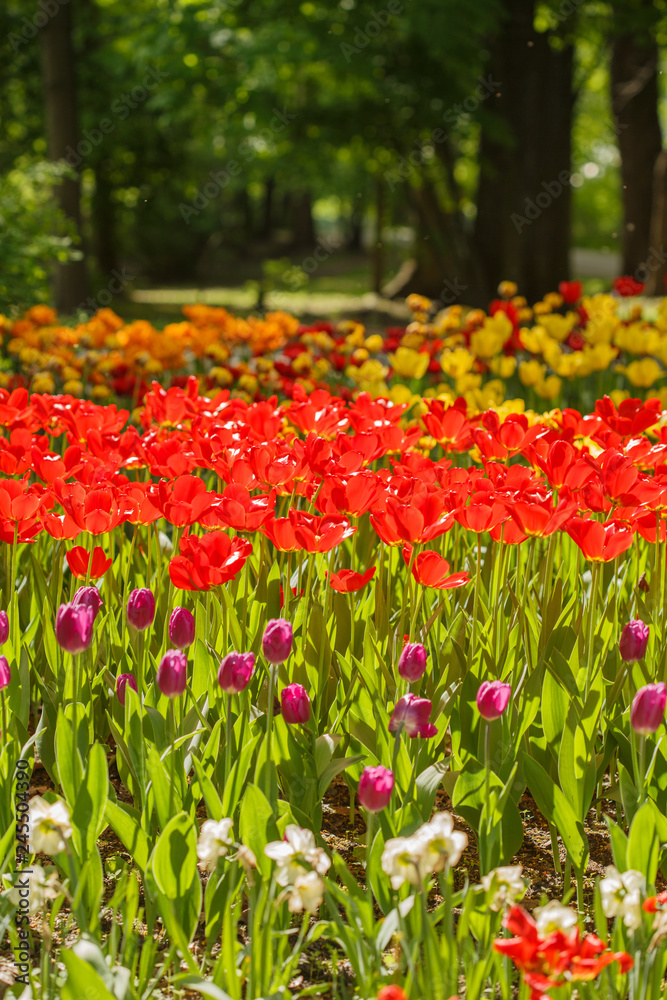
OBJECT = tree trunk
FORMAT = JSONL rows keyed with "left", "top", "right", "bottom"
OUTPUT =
{"left": 372, "top": 178, "right": 384, "bottom": 294}
{"left": 472, "top": 0, "right": 574, "bottom": 305}
{"left": 91, "top": 162, "right": 118, "bottom": 280}
{"left": 645, "top": 151, "right": 667, "bottom": 295}
{"left": 611, "top": 24, "right": 662, "bottom": 276}
{"left": 291, "top": 191, "right": 316, "bottom": 248}
{"left": 40, "top": 0, "right": 89, "bottom": 312}
{"left": 259, "top": 176, "right": 275, "bottom": 239}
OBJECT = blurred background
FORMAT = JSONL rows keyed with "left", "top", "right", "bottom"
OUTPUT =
{"left": 3, "top": 0, "right": 667, "bottom": 320}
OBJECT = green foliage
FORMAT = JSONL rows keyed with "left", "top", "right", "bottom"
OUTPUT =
{"left": 0, "top": 160, "right": 81, "bottom": 314}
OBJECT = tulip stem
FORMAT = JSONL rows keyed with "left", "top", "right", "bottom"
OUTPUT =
{"left": 225, "top": 694, "right": 233, "bottom": 781}
{"left": 168, "top": 699, "right": 176, "bottom": 822}
{"left": 470, "top": 536, "right": 482, "bottom": 669}
{"left": 365, "top": 810, "right": 374, "bottom": 894}
{"left": 71, "top": 654, "right": 81, "bottom": 787}
{"left": 0, "top": 690, "right": 6, "bottom": 744}
{"left": 397, "top": 546, "right": 417, "bottom": 660}
{"left": 584, "top": 560, "right": 600, "bottom": 701}
{"left": 264, "top": 664, "right": 275, "bottom": 794}
{"left": 638, "top": 733, "right": 647, "bottom": 807}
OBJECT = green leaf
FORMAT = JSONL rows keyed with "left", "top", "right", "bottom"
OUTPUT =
{"left": 104, "top": 799, "right": 150, "bottom": 872}
{"left": 523, "top": 753, "right": 588, "bottom": 871}
{"left": 73, "top": 742, "right": 108, "bottom": 856}
{"left": 628, "top": 802, "right": 659, "bottom": 885}
{"left": 239, "top": 784, "right": 277, "bottom": 879}
{"left": 62, "top": 950, "right": 117, "bottom": 1000}
{"left": 605, "top": 816, "right": 628, "bottom": 871}
{"left": 151, "top": 812, "right": 198, "bottom": 900}
{"left": 172, "top": 977, "right": 235, "bottom": 1000}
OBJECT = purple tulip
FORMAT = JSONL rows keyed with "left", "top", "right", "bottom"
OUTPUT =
{"left": 262, "top": 619, "right": 293, "bottom": 664}
{"left": 218, "top": 651, "right": 255, "bottom": 694}
{"left": 358, "top": 766, "right": 394, "bottom": 813}
{"left": 0, "top": 656, "right": 10, "bottom": 690}
{"left": 631, "top": 683, "right": 667, "bottom": 736}
{"left": 619, "top": 620, "right": 649, "bottom": 663}
{"left": 116, "top": 673, "right": 138, "bottom": 707}
{"left": 157, "top": 649, "right": 187, "bottom": 698}
{"left": 0, "top": 611, "right": 8, "bottom": 646}
{"left": 398, "top": 642, "right": 428, "bottom": 683}
{"left": 280, "top": 683, "right": 310, "bottom": 724}
{"left": 476, "top": 681, "right": 511, "bottom": 721}
{"left": 388, "top": 693, "right": 437, "bottom": 738}
{"left": 169, "top": 607, "right": 195, "bottom": 650}
{"left": 73, "top": 586, "right": 104, "bottom": 621}
{"left": 127, "top": 589, "right": 155, "bottom": 631}
{"left": 55, "top": 603, "right": 94, "bottom": 655}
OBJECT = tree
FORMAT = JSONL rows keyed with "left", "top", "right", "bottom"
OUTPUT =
{"left": 39, "top": 0, "right": 89, "bottom": 311}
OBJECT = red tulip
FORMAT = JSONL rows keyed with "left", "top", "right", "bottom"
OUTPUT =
{"left": 358, "top": 766, "right": 394, "bottom": 813}
{"left": 66, "top": 545, "right": 112, "bottom": 580}
{"left": 327, "top": 566, "right": 376, "bottom": 593}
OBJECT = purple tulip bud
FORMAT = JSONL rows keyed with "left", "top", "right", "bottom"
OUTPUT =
{"left": 398, "top": 642, "right": 428, "bottom": 683}
{"left": 0, "top": 611, "right": 8, "bottom": 646}
{"left": 55, "top": 603, "right": 95, "bottom": 655}
{"left": 127, "top": 589, "right": 156, "bottom": 631}
{"left": 631, "top": 683, "right": 667, "bottom": 736}
{"left": 476, "top": 680, "right": 511, "bottom": 721}
{"left": 157, "top": 649, "right": 187, "bottom": 698}
{"left": 388, "top": 693, "right": 437, "bottom": 738}
{"left": 358, "top": 765, "right": 394, "bottom": 813}
{"left": 280, "top": 683, "right": 310, "bottom": 724}
{"left": 262, "top": 619, "right": 293, "bottom": 664}
{"left": 169, "top": 607, "right": 195, "bottom": 649}
{"left": 619, "top": 620, "right": 649, "bottom": 663}
{"left": 0, "top": 656, "right": 10, "bottom": 690}
{"left": 73, "top": 586, "right": 104, "bottom": 621}
{"left": 116, "top": 673, "right": 138, "bottom": 707}
{"left": 218, "top": 651, "right": 255, "bottom": 694}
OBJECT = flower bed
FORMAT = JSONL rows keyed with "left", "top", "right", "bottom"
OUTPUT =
{"left": 5, "top": 282, "right": 667, "bottom": 414}
{"left": 0, "top": 380, "right": 667, "bottom": 996}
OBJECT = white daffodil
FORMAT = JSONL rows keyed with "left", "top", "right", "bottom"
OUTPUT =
{"left": 234, "top": 844, "right": 258, "bottom": 872}
{"left": 287, "top": 871, "right": 325, "bottom": 913}
{"left": 414, "top": 811, "right": 468, "bottom": 875}
{"left": 599, "top": 866, "right": 645, "bottom": 931}
{"left": 197, "top": 819, "right": 234, "bottom": 872}
{"left": 28, "top": 797, "right": 72, "bottom": 856}
{"left": 7, "top": 865, "right": 62, "bottom": 916}
{"left": 481, "top": 865, "right": 526, "bottom": 911}
{"left": 264, "top": 825, "right": 331, "bottom": 886}
{"left": 381, "top": 836, "right": 424, "bottom": 889}
{"left": 534, "top": 900, "right": 579, "bottom": 935}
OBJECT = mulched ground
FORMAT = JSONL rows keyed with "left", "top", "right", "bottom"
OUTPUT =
{"left": 0, "top": 745, "right": 656, "bottom": 998}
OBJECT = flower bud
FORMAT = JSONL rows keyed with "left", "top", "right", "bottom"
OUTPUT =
{"left": 73, "top": 586, "right": 104, "bottom": 621}
{"left": 398, "top": 642, "right": 428, "bottom": 683}
{"left": 0, "top": 611, "right": 8, "bottom": 645}
{"left": 281, "top": 683, "right": 310, "bottom": 724}
{"left": 638, "top": 573, "right": 650, "bottom": 594}
{"left": 127, "top": 588, "right": 156, "bottom": 631}
{"left": 476, "top": 680, "right": 511, "bottom": 721}
{"left": 116, "top": 673, "right": 138, "bottom": 707}
{"left": 55, "top": 603, "right": 95, "bottom": 655}
{"left": 169, "top": 606, "right": 195, "bottom": 649}
{"left": 619, "top": 620, "right": 649, "bottom": 663}
{"left": 0, "top": 656, "right": 10, "bottom": 690}
{"left": 218, "top": 651, "right": 255, "bottom": 694}
{"left": 157, "top": 649, "right": 187, "bottom": 698}
{"left": 358, "top": 765, "right": 394, "bottom": 813}
{"left": 262, "top": 619, "right": 293, "bottom": 664}
{"left": 631, "top": 683, "right": 667, "bottom": 736}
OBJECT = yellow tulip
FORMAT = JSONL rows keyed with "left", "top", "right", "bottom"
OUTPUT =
{"left": 519, "top": 360, "right": 546, "bottom": 387}
{"left": 440, "top": 348, "right": 475, "bottom": 379}
{"left": 388, "top": 347, "right": 430, "bottom": 379}
{"left": 488, "top": 355, "right": 517, "bottom": 378}
{"left": 618, "top": 358, "right": 663, "bottom": 388}
{"left": 534, "top": 375, "right": 562, "bottom": 400}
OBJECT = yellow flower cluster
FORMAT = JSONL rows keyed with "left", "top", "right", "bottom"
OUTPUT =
{"left": 4, "top": 284, "right": 667, "bottom": 411}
